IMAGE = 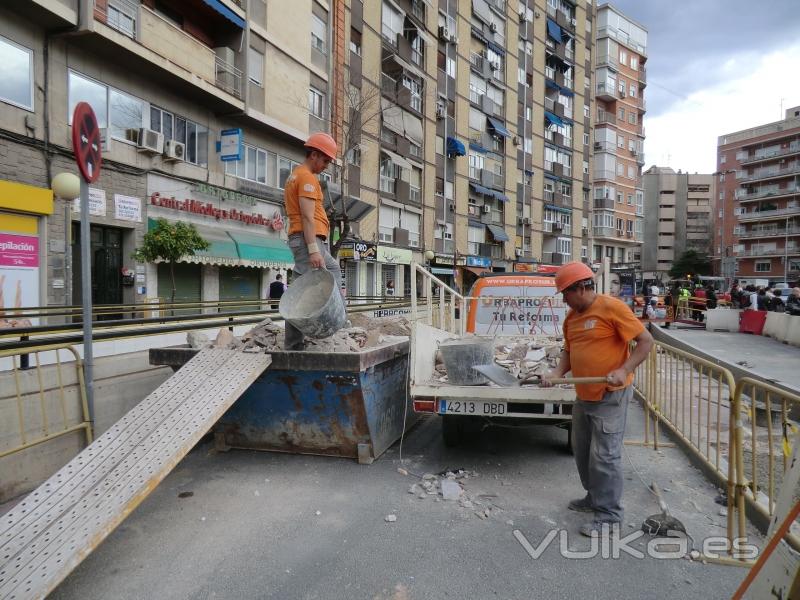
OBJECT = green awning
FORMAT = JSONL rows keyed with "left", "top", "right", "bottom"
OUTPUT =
{"left": 148, "top": 218, "right": 241, "bottom": 266}
{"left": 227, "top": 231, "right": 295, "bottom": 268}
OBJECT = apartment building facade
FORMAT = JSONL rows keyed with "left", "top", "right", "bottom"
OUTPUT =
{"left": 0, "top": 0, "right": 344, "bottom": 311}
{"left": 641, "top": 166, "right": 714, "bottom": 274}
{"left": 715, "top": 107, "right": 800, "bottom": 285}
{"left": 591, "top": 3, "right": 646, "bottom": 268}
{"left": 0, "top": 0, "right": 620, "bottom": 311}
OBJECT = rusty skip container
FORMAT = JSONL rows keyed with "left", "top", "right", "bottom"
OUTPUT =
{"left": 149, "top": 340, "right": 414, "bottom": 463}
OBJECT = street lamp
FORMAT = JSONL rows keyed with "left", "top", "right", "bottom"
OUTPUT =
{"left": 52, "top": 172, "right": 81, "bottom": 200}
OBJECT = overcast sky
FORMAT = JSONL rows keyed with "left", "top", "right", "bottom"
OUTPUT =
{"left": 604, "top": 0, "right": 800, "bottom": 173}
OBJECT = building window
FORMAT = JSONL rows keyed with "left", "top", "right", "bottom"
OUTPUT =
{"left": 350, "top": 29, "right": 362, "bottom": 55}
{"left": 379, "top": 204, "right": 399, "bottom": 242}
{"left": 755, "top": 260, "right": 771, "bottom": 273}
{"left": 584, "top": 104, "right": 590, "bottom": 118}
{"left": 312, "top": 14, "right": 328, "bottom": 54}
{"left": 0, "top": 35, "right": 33, "bottom": 110}
{"left": 618, "top": 78, "right": 625, "bottom": 96}
{"left": 382, "top": 2, "right": 403, "bottom": 40}
{"left": 720, "top": 154, "right": 727, "bottom": 164}
{"left": 583, "top": 132, "right": 589, "bottom": 145}
{"left": 627, "top": 166, "right": 635, "bottom": 179}
{"left": 616, "top": 164, "right": 624, "bottom": 176}
{"left": 248, "top": 47, "right": 264, "bottom": 86}
{"left": 308, "top": 87, "right": 325, "bottom": 118}
{"left": 630, "top": 56, "right": 638, "bottom": 70}
{"left": 628, "top": 112, "right": 637, "bottom": 124}
{"left": 617, "top": 135, "right": 625, "bottom": 148}
{"left": 618, "top": 107, "right": 625, "bottom": 120}
{"left": 627, "top": 194, "right": 633, "bottom": 205}
{"left": 620, "top": 49, "right": 627, "bottom": 64}
{"left": 109, "top": 88, "right": 144, "bottom": 144}
{"left": 68, "top": 71, "right": 108, "bottom": 127}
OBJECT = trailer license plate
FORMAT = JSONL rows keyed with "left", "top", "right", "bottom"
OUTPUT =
{"left": 438, "top": 400, "right": 507, "bottom": 416}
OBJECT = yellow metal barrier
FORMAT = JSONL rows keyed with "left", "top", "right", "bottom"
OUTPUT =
{"left": 0, "top": 344, "right": 93, "bottom": 461}
{"left": 731, "top": 378, "right": 800, "bottom": 551}
{"left": 634, "top": 340, "right": 739, "bottom": 551}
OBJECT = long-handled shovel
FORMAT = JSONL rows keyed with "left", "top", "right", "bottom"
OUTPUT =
{"left": 472, "top": 363, "right": 609, "bottom": 388}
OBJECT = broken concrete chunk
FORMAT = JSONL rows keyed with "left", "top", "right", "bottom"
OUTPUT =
{"left": 441, "top": 479, "right": 462, "bottom": 501}
{"left": 384, "top": 514, "right": 397, "bottom": 523}
{"left": 214, "top": 328, "right": 235, "bottom": 348}
{"left": 187, "top": 331, "right": 210, "bottom": 349}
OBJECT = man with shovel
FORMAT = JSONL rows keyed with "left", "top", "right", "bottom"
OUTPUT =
{"left": 541, "top": 262, "right": 653, "bottom": 537}
{"left": 283, "top": 132, "right": 343, "bottom": 350}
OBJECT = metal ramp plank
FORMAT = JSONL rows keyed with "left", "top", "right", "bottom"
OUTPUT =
{"left": 0, "top": 348, "right": 271, "bottom": 600}
{"left": 0, "top": 348, "right": 235, "bottom": 556}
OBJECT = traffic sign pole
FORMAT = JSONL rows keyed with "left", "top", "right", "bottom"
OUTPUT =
{"left": 71, "top": 101, "right": 102, "bottom": 425}
{"left": 79, "top": 177, "right": 94, "bottom": 423}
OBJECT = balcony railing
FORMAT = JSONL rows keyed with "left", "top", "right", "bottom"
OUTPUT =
{"left": 738, "top": 163, "right": 800, "bottom": 183}
{"left": 736, "top": 185, "right": 800, "bottom": 202}
{"left": 736, "top": 246, "right": 799, "bottom": 258}
{"left": 596, "top": 110, "right": 615, "bottom": 125}
{"left": 737, "top": 226, "right": 800, "bottom": 239}
{"left": 738, "top": 206, "right": 800, "bottom": 220}
{"left": 592, "top": 226, "right": 617, "bottom": 238}
{"left": 739, "top": 142, "right": 800, "bottom": 165}
{"left": 596, "top": 54, "right": 618, "bottom": 69}
{"left": 215, "top": 56, "right": 243, "bottom": 99}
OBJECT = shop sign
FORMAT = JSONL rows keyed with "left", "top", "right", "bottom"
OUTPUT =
{"left": 434, "top": 253, "right": 454, "bottom": 265}
{"left": 114, "top": 194, "right": 142, "bottom": 222}
{"left": 149, "top": 192, "right": 283, "bottom": 231}
{"left": 219, "top": 128, "right": 243, "bottom": 161}
{"left": 354, "top": 241, "right": 377, "bottom": 261}
{"left": 338, "top": 242, "right": 355, "bottom": 259}
{"left": 0, "top": 233, "right": 39, "bottom": 326}
{"left": 377, "top": 246, "right": 413, "bottom": 265}
{"left": 73, "top": 188, "right": 106, "bottom": 216}
{"left": 466, "top": 256, "right": 491, "bottom": 268}
{"left": 194, "top": 182, "right": 259, "bottom": 207}
{"left": 514, "top": 263, "right": 536, "bottom": 273}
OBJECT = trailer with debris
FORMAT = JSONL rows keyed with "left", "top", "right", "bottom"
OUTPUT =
{"left": 409, "top": 264, "right": 577, "bottom": 447}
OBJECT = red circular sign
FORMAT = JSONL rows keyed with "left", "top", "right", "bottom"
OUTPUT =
{"left": 71, "top": 102, "right": 103, "bottom": 183}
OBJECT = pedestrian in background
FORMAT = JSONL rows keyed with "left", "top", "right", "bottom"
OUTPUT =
{"left": 268, "top": 273, "right": 286, "bottom": 310}
{"left": 786, "top": 288, "right": 800, "bottom": 316}
{"left": 543, "top": 262, "right": 654, "bottom": 538}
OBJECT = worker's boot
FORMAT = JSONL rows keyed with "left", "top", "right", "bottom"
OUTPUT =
{"left": 567, "top": 495, "right": 594, "bottom": 513}
{"left": 579, "top": 520, "right": 620, "bottom": 538}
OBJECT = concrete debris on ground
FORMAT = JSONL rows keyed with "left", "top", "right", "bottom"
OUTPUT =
{"left": 404, "top": 469, "right": 489, "bottom": 516}
{"left": 434, "top": 335, "right": 563, "bottom": 384}
{"left": 186, "top": 314, "right": 410, "bottom": 354}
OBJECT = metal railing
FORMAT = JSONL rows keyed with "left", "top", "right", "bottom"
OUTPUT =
{"left": 739, "top": 142, "right": 800, "bottom": 165}
{"left": 736, "top": 185, "right": 799, "bottom": 202}
{"left": 739, "top": 206, "right": 800, "bottom": 220}
{"left": 0, "top": 343, "right": 93, "bottom": 461}
{"left": 737, "top": 226, "right": 800, "bottom": 239}
{"left": 738, "top": 163, "right": 800, "bottom": 183}
{"left": 215, "top": 55, "right": 243, "bottom": 99}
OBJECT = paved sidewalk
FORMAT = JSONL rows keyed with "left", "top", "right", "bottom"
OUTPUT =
{"left": 652, "top": 324, "right": 800, "bottom": 395}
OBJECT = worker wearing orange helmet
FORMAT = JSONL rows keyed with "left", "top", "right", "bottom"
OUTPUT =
{"left": 542, "top": 261, "right": 653, "bottom": 537}
{"left": 283, "top": 132, "right": 342, "bottom": 350}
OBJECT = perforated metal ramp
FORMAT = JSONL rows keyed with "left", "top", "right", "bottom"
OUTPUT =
{"left": 0, "top": 348, "right": 271, "bottom": 600}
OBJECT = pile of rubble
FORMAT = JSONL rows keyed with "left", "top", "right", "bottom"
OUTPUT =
{"left": 401, "top": 469, "right": 498, "bottom": 520}
{"left": 187, "top": 314, "right": 410, "bottom": 354}
{"left": 434, "top": 336, "right": 562, "bottom": 384}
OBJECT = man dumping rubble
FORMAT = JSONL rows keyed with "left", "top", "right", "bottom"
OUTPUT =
{"left": 283, "top": 132, "right": 342, "bottom": 351}
{"left": 541, "top": 262, "right": 653, "bottom": 538}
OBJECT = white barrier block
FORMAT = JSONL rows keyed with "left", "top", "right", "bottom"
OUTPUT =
{"left": 705, "top": 309, "right": 741, "bottom": 332}
{"left": 787, "top": 315, "right": 800, "bottom": 348}
{"left": 763, "top": 312, "right": 788, "bottom": 341}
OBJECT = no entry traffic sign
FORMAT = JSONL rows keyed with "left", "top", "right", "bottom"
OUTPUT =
{"left": 71, "top": 102, "right": 103, "bottom": 183}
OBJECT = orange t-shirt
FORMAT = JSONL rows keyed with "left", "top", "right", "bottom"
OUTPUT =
{"left": 284, "top": 164, "right": 329, "bottom": 238}
{"left": 563, "top": 294, "right": 645, "bottom": 401}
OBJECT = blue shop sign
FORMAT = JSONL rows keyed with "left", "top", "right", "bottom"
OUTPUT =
{"left": 466, "top": 256, "right": 491, "bottom": 268}
{"left": 219, "top": 128, "right": 243, "bottom": 161}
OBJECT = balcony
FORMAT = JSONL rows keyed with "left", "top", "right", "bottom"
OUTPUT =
{"left": 596, "top": 110, "right": 615, "bottom": 125}
{"left": 593, "top": 169, "right": 616, "bottom": 181}
{"left": 106, "top": 5, "right": 244, "bottom": 100}
{"left": 469, "top": 52, "right": 494, "bottom": 79}
{"left": 593, "top": 141, "right": 614, "bottom": 153}
{"left": 596, "top": 82, "right": 616, "bottom": 102}
{"left": 634, "top": 151, "right": 645, "bottom": 165}
{"left": 479, "top": 243, "right": 504, "bottom": 260}
{"left": 736, "top": 184, "right": 800, "bottom": 203}
{"left": 739, "top": 141, "right": 800, "bottom": 165}
{"left": 596, "top": 54, "right": 618, "bottom": 70}
{"left": 480, "top": 169, "right": 504, "bottom": 190}
{"left": 592, "top": 226, "right": 617, "bottom": 239}
{"left": 737, "top": 226, "right": 800, "bottom": 239}
{"left": 638, "top": 65, "right": 647, "bottom": 86}
{"left": 594, "top": 197, "right": 615, "bottom": 209}
{"left": 738, "top": 163, "right": 800, "bottom": 184}
{"left": 738, "top": 206, "right": 800, "bottom": 221}
{"left": 735, "top": 246, "right": 799, "bottom": 258}
{"left": 543, "top": 251, "right": 570, "bottom": 265}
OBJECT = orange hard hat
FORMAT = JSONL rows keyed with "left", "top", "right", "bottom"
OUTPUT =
{"left": 304, "top": 132, "right": 337, "bottom": 160}
{"left": 554, "top": 261, "right": 595, "bottom": 293}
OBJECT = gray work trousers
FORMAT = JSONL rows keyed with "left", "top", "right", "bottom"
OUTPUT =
{"left": 572, "top": 385, "right": 632, "bottom": 523}
{"left": 285, "top": 234, "right": 343, "bottom": 351}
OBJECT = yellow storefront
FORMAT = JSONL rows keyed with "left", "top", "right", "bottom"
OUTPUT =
{"left": 0, "top": 180, "right": 54, "bottom": 314}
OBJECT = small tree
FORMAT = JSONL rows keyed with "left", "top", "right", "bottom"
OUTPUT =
{"left": 132, "top": 218, "right": 209, "bottom": 308}
{"left": 669, "top": 250, "right": 712, "bottom": 280}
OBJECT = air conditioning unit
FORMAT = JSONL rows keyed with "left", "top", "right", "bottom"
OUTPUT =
{"left": 522, "top": 217, "right": 530, "bottom": 225}
{"left": 489, "top": 22, "right": 498, "bottom": 33}
{"left": 512, "top": 136, "right": 521, "bottom": 147}
{"left": 164, "top": 140, "right": 186, "bottom": 161}
{"left": 435, "top": 101, "right": 446, "bottom": 120}
{"left": 444, "top": 231, "right": 453, "bottom": 240}
{"left": 448, "top": 202, "right": 455, "bottom": 212}
{"left": 137, "top": 128, "right": 164, "bottom": 154}
{"left": 594, "top": 142, "right": 602, "bottom": 151}
{"left": 515, "top": 248, "right": 523, "bottom": 257}
{"left": 490, "top": 61, "right": 501, "bottom": 71}
{"left": 481, "top": 205, "right": 491, "bottom": 214}
{"left": 449, "top": 34, "right": 459, "bottom": 45}
{"left": 438, "top": 26, "right": 450, "bottom": 40}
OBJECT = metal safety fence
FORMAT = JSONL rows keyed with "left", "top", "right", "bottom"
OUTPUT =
{"left": 634, "top": 339, "right": 800, "bottom": 556}
{"left": 0, "top": 344, "right": 93, "bottom": 463}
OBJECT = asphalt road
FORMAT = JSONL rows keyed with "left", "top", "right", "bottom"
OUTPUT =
{"left": 51, "top": 401, "right": 757, "bottom": 600}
